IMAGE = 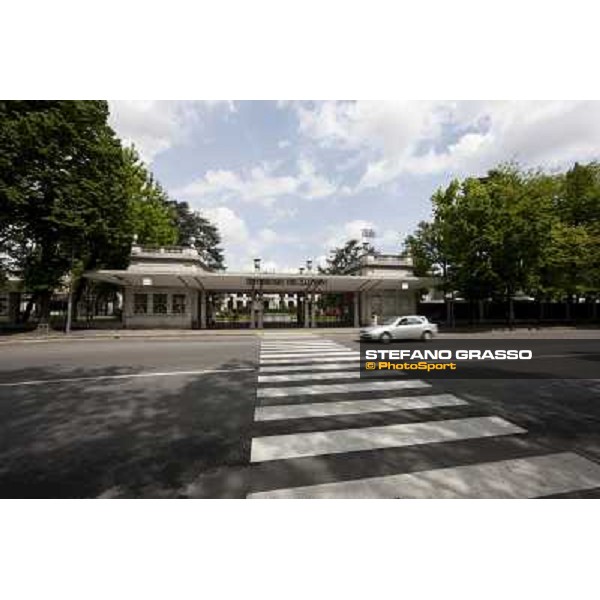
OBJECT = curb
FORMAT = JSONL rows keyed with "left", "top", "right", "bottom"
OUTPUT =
{"left": 0, "top": 328, "right": 362, "bottom": 345}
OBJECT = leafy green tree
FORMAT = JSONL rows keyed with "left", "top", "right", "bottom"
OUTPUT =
{"left": 0, "top": 102, "right": 228, "bottom": 325}
{"left": 168, "top": 200, "right": 225, "bottom": 270}
{"left": 319, "top": 239, "right": 374, "bottom": 275}
{"left": 0, "top": 100, "right": 133, "bottom": 322}
{"left": 405, "top": 166, "right": 565, "bottom": 325}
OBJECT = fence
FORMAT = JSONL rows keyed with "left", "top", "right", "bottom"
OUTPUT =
{"left": 418, "top": 300, "right": 599, "bottom": 326}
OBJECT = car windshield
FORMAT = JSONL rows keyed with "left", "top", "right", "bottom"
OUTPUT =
{"left": 382, "top": 317, "right": 398, "bottom": 326}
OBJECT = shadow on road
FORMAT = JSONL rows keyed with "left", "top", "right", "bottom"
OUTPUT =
{"left": 0, "top": 359, "right": 257, "bottom": 498}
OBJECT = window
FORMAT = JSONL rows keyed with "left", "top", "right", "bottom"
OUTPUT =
{"left": 172, "top": 294, "right": 186, "bottom": 314}
{"left": 134, "top": 293, "right": 148, "bottom": 314}
{"left": 153, "top": 293, "right": 167, "bottom": 314}
{"left": 0, "top": 295, "right": 8, "bottom": 316}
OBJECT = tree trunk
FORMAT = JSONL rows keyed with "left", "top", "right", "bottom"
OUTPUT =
{"left": 478, "top": 299, "right": 484, "bottom": 324}
{"left": 507, "top": 288, "right": 515, "bottom": 330}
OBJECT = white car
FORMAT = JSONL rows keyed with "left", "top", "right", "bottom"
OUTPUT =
{"left": 359, "top": 315, "right": 438, "bottom": 343}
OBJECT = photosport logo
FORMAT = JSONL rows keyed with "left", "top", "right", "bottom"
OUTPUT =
{"left": 358, "top": 339, "right": 599, "bottom": 380}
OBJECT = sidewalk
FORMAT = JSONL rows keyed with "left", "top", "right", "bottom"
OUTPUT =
{"left": 0, "top": 325, "right": 597, "bottom": 345}
{"left": 0, "top": 327, "right": 361, "bottom": 344}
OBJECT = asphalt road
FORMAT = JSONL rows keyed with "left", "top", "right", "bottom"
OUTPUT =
{"left": 0, "top": 332, "right": 599, "bottom": 498}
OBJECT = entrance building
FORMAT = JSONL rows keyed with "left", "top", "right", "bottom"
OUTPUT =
{"left": 83, "top": 239, "right": 427, "bottom": 329}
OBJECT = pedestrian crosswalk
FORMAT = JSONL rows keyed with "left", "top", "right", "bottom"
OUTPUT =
{"left": 248, "top": 333, "right": 600, "bottom": 498}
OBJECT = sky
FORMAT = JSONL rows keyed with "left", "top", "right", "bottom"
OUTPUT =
{"left": 108, "top": 100, "right": 600, "bottom": 272}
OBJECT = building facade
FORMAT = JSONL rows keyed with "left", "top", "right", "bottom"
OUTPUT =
{"left": 83, "top": 240, "right": 428, "bottom": 329}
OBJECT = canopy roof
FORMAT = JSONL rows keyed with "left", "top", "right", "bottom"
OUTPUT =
{"left": 84, "top": 268, "right": 424, "bottom": 293}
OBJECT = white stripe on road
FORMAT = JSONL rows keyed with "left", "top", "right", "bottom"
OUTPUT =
{"left": 261, "top": 340, "right": 343, "bottom": 344}
{"left": 261, "top": 341, "right": 342, "bottom": 347}
{"left": 255, "top": 393, "right": 467, "bottom": 421}
{"left": 0, "top": 367, "right": 255, "bottom": 387}
{"left": 257, "top": 379, "right": 428, "bottom": 398}
{"left": 260, "top": 355, "right": 360, "bottom": 365}
{"left": 261, "top": 335, "right": 323, "bottom": 340}
{"left": 258, "top": 371, "right": 360, "bottom": 383}
{"left": 260, "top": 362, "right": 360, "bottom": 372}
{"left": 248, "top": 452, "right": 600, "bottom": 498}
{"left": 260, "top": 349, "right": 350, "bottom": 355}
{"left": 250, "top": 416, "right": 524, "bottom": 462}
{"left": 260, "top": 345, "right": 345, "bottom": 350}
{"left": 260, "top": 349, "right": 356, "bottom": 356}
{"left": 259, "top": 352, "right": 359, "bottom": 361}
{"left": 260, "top": 349, "right": 350, "bottom": 356}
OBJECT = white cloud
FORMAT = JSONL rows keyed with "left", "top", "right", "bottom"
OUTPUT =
{"left": 199, "top": 209, "right": 301, "bottom": 271}
{"left": 297, "top": 101, "right": 443, "bottom": 155}
{"left": 201, "top": 206, "right": 248, "bottom": 247}
{"left": 296, "top": 158, "right": 338, "bottom": 199}
{"left": 175, "top": 159, "right": 339, "bottom": 206}
{"left": 278, "top": 139, "right": 291, "bottom": 149}
{"left": 293, "top": 101, "right": 600, "bottom": 190}
{"left": 176, "top": 165, "right": 298, "bottom": 207}
{"left": 108, "top": 100, "right": 235, "bottom": 164}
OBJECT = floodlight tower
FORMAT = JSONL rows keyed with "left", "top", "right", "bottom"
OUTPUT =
{"left": 361, "top": 227, "right": 376, "bottom": 255}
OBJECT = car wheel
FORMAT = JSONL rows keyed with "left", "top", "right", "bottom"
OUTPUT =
{"left": 380, "top": 332, "right": 392, "bottom": 344}
{"left": 421, "top": 331, "right": 433, "bottom": 341}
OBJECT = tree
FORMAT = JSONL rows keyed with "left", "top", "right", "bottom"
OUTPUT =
{"left": 123, "top": 147, "right": 178, "bottom": 247}
{"left": 168, "top": 200, "right": 225, "bottom": 270}
{"left": 0, "top": 101, "right": 134, "bottom": 322}
{"left": 404, "top": 165, "right": 568, "bottom": 326}
{"left": 319, "top": 239, "right": 374, "bottom": 275}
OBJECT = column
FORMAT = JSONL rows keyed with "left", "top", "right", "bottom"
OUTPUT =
{"left": 190, "top": 290, "right": 198, "bottom": 329}
{"left": 303, "top": 292, "right": 310, "bottom": 328}
{"left": 199, "top": 291, "right": 207, "bottom": 329}
{"left": 310, "top": 293, "right": 316, "bottom": 328}
{"left": 257, "top": 292, "right": 264, "bottom": 329}
{"left": 353, "top": 291, "right": 360, "bottom": 328}
{"left": 250, "top": 292, "right": 256, "bottom": 329}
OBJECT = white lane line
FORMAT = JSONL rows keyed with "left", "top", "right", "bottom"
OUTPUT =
{"left": 260, "top": 347, "right": 355, "bottom": 354}
{"left": 250, "top": 416, "right": 525, "bottom": 462}
{"left": 261, "top": 344, "right": 344, "bottom": 349}
{"left": 261, "top": 356, "right": 361, "bottom": 365}
{"left": 255, "top": 393, "right": 467, "bottom": 421}
{"left": 261, "top": 335, "right": 322, "bottom": 340}
{"left": 259, "top": 351, "right": 359, "bottom": 360}
{"left": 248, "top": 452, "right": 600, "bottom": 498}
{"left": 0, "top": 367, "right": 255, "bottom": 387}
{"left": 260, "top": 349, "right": 350, "bottom": 355}
{"left": 258, "top": 371, "right": 360, "bottom": 383}
{"left": 261, "top": 341, "right": 341, "bottom": 346}
{"left": 257, "top": 379, "right": 428, "bottom": 398}
{"left": 260, "top": 362, "right": 360, "bottom": 373}
{"left": 260, "top": 346, "right": 348, "bottom": 352}
{"left": 261, "top": 339, "right": 341, "bottom": 344}
{"left": 260, "top": 346, "right": 351, "bottom": 354}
